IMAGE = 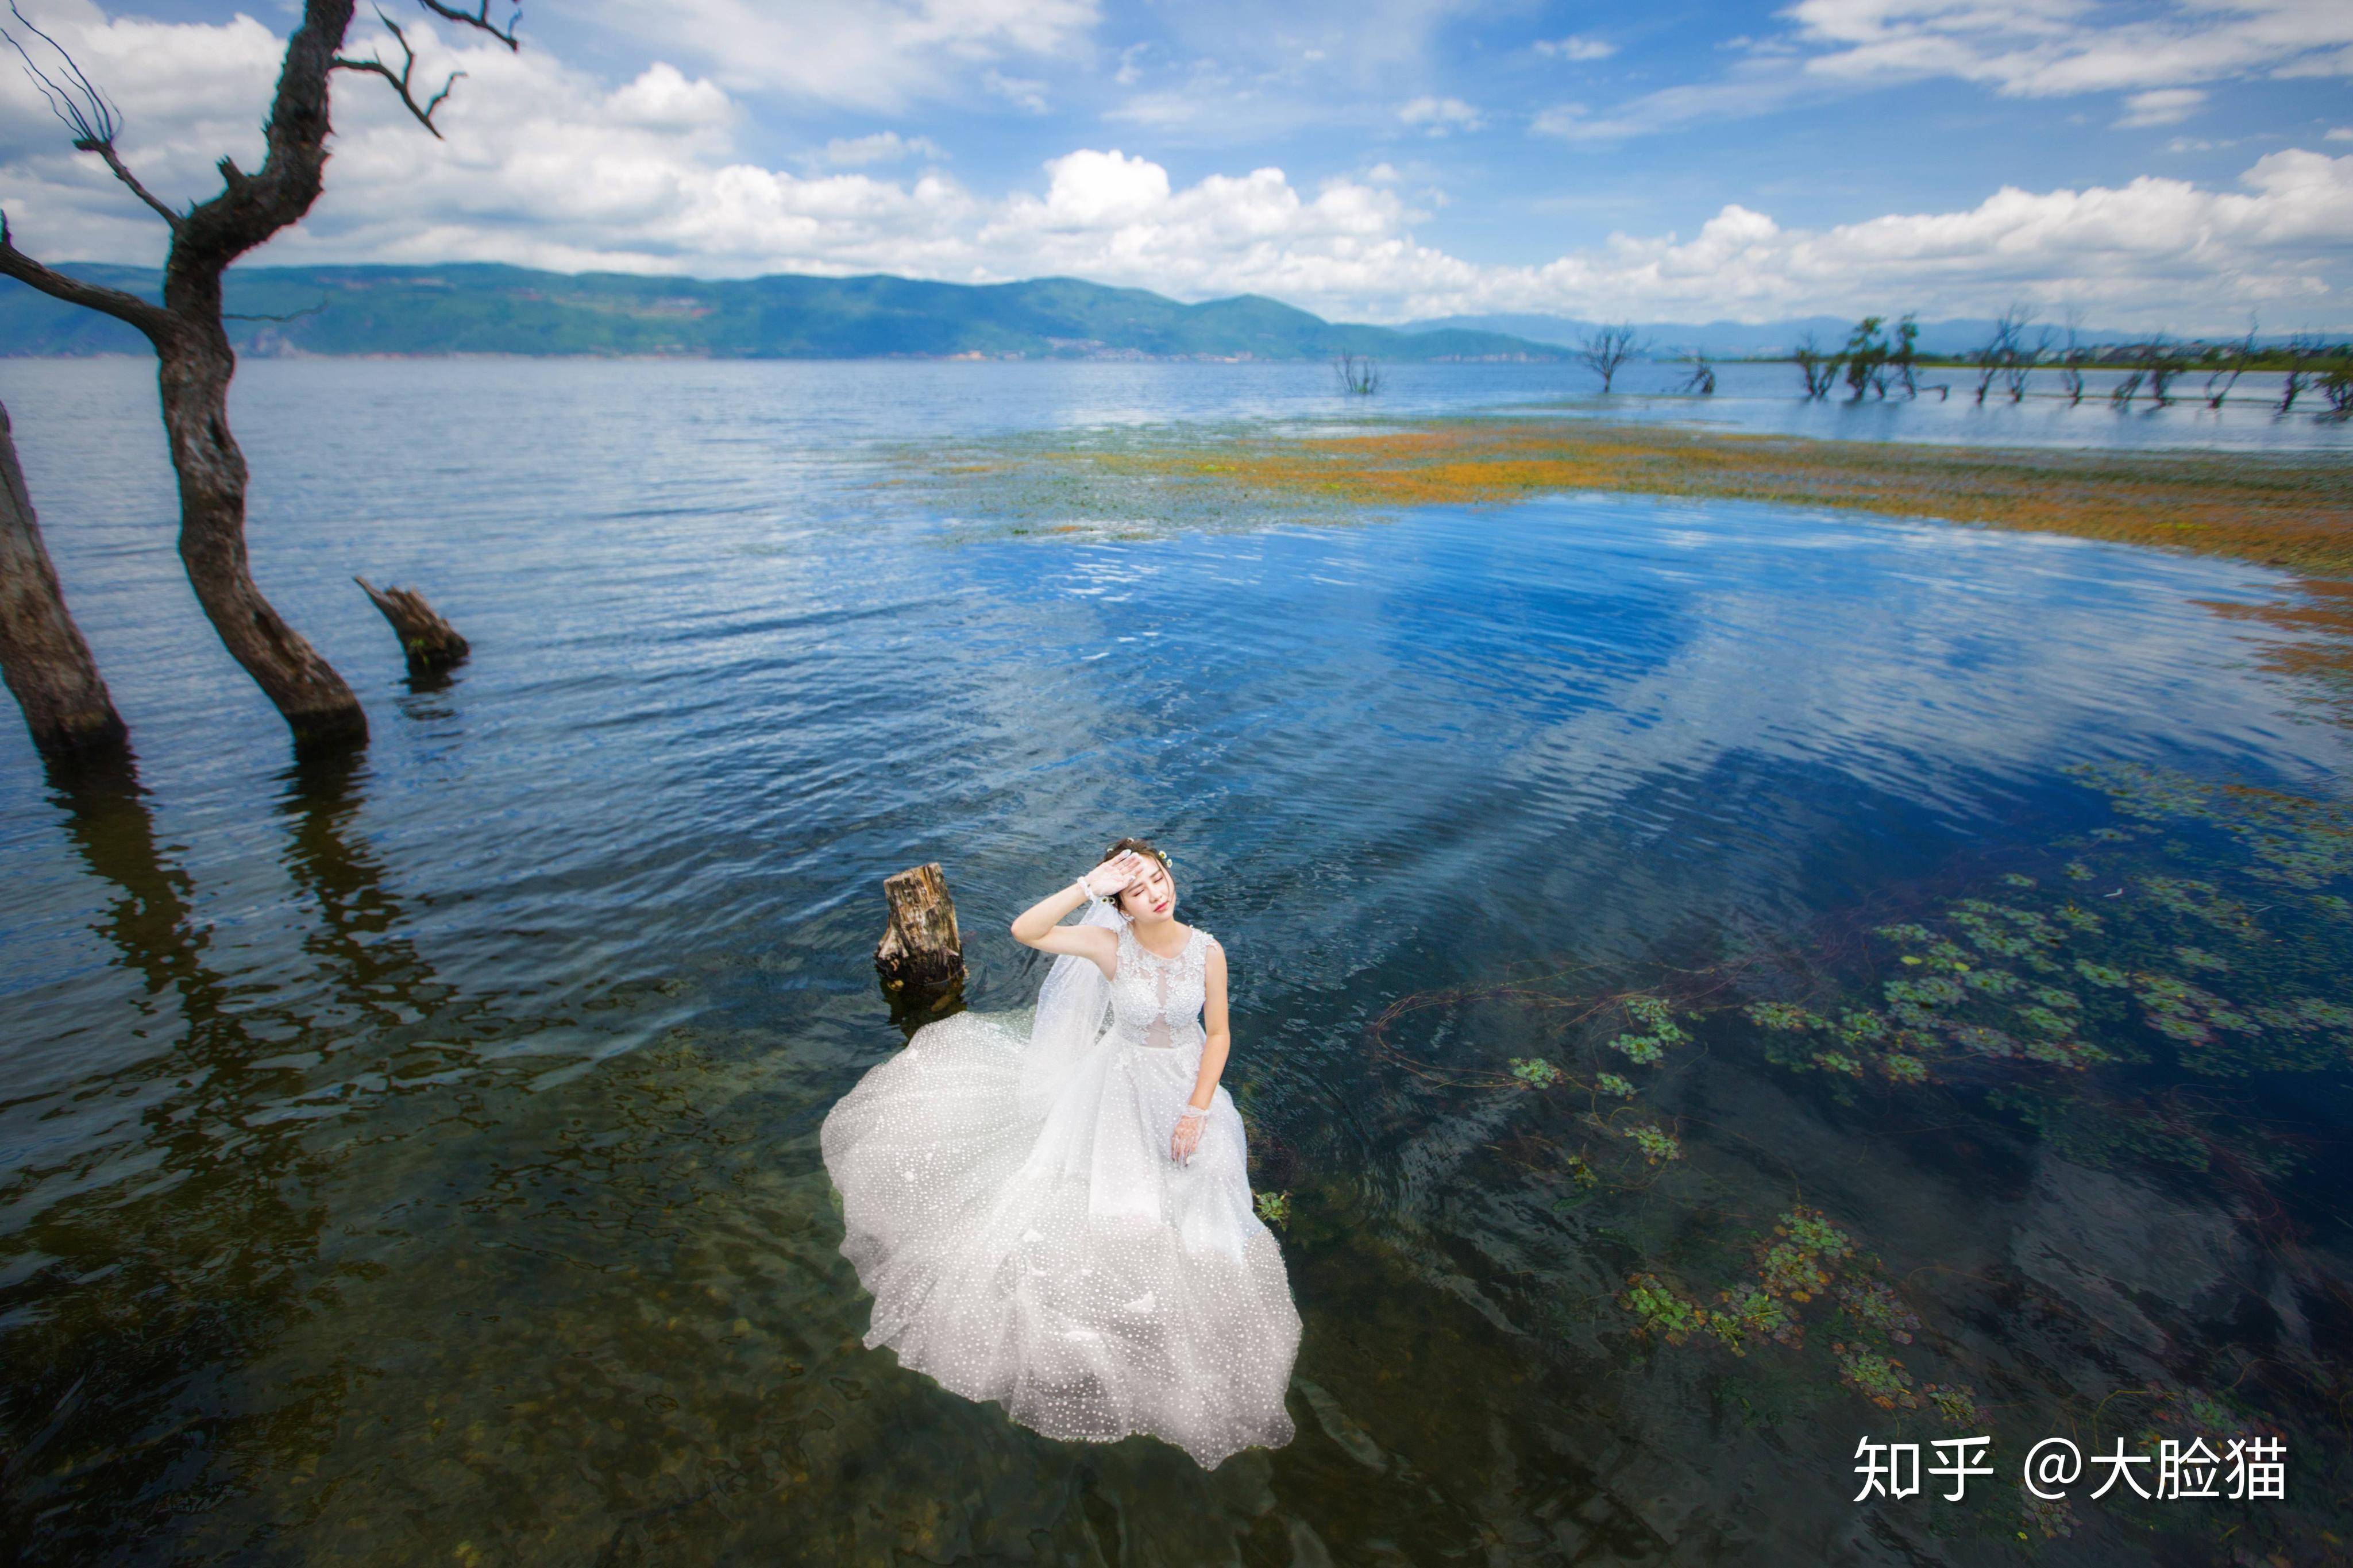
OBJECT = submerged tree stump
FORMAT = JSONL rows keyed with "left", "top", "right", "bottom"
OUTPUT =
{"left": 354, "top": 576, "right": 470, "bottom": 674}
{"left": 0, "top": 401, "right": 127, "bottom": 763}
{"left": 875, "top": 863, "right": 966, "bottom": 990}
{"left": 876, "top": 863, "right": 967, "bottom": 1034}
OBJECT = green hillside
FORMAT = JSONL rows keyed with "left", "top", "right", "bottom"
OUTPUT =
{"left": 0, "top": 264, "right": 1561, "bottom": 362}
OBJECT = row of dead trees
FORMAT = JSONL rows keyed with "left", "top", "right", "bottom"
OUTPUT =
{"left": 1793, "top": 307, "right": 2353, "bottom": 414}
{"left": 0, "top": 0, "right": 512, "bottom": 771}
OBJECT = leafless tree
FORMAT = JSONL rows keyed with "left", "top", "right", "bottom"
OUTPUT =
{"left": 0, "top": 0, "right": 517, "bottom": 752}
{"left": 2145, "top": 335, "right": 2186, "bottom": 405}
{"left": 1972, "top": 307, "right": 2033, "bottom": 404}
{"left": 1577, "top": 323, "right": 1648, "bottom": 393}
{"left": 2203, "top": 316, "right": 2258, "bottom": 408}
{"left": 2055, "top": 310, "right": 2088, "bottom": 404}
{"left": 2278, "top": 331, "right": 2324, "bottom": 413}
{"left": 1333, "top": 353, "right": 1382, "bottom": 396}
{"left": 2323, "top": 361, "right": 2353, "bottom": 419}
{"left": 2004, "top": 323, "right": 2053, "bottom": 402}
{"left": 0, "top": 401, "right": 125, "bottom": 763}
{"left": 1676, "top": 352, "right": 1715, "bottom": 395}
{"left": 1792, "top": 332, "right": 1838, "bottom": 400}
{"left": 2110, "top": 365, "right": 2147, "bottom": 407}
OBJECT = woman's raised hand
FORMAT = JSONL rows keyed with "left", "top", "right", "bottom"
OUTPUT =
{"left": 1084, "top": 851, "right": 1145, "bottom": 901}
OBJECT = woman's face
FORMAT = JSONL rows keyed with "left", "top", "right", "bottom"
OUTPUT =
{"left": 1114, "top": 855, "right": 1178, "bottom": 924}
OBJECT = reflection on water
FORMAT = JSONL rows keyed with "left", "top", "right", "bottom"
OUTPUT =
{"left": 1, "top": 359, "right": 2349, "bottom": 1563}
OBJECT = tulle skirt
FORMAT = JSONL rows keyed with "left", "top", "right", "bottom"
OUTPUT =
{"left": 820, "top": 1010, "right": 1301, "bottom": 1468}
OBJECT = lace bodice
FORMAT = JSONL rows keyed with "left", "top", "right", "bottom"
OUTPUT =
{"left": 1109, "top": 924, "right": 1213, "bottom": 1050}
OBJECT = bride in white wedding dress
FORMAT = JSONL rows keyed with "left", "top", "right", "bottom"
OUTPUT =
{"left": 821, "top": 838, "right": 1300, "bottom": 1468}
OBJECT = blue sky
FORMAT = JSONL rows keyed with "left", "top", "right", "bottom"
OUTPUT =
{"left": 2, "top": 1, "right": 2349, "bottom": 328}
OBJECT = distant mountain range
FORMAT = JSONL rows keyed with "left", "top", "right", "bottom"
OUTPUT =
{"left": 1397, "top": 312, "right": 2158, "bottom": 358}
{"left": 0, "top": 265, "right": 1566, "bottom": 362}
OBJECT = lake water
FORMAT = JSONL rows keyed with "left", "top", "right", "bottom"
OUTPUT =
{"left": 2, "top": 357, "right": 2350, "bottom": 1565}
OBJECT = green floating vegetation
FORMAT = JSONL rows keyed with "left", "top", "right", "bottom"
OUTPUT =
{"left": 1423, "top": 754, "right": 2350, "bottom": 1489}
{"left": 1253, "top": 1190, "right": 1291, "bottom": 1229}
{"left": 1508, "top": 1056, "right": 1562, "bottom": 1088}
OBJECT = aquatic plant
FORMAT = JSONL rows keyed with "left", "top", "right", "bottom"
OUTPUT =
{"left": 1509, "top": 1057, "right": 1562, "bottom": 1088}
{"left": 1920, "top": 1383, "right": 1986, "bottom": 1428}
{"left": 1621, "top": 1123, "right": 1682, "bottom": 1164}
{"left": 1837, "top": 1279, "right": 1918, "bottom": 1343}
{"left": 1253, "top": 1191, "right": 1291, "bottom": 1229}
{"left": 892, "top": 415, "right": 2353, "bottom": 584}
{"left": 1596, "top": 1073, "right": 1635, "bottom": 1098}
{"left": 2020, "top": 1493, "right": 2077, "bottom": 1540}
{"left": 1619, "top": 1273, "right": 1706, "bottom": 1343}
{"left": 1705, "top": 1288, "right": 1800, "bottom": 1356}
{"left": 1608, "top": 992, "right": 1687, "bottom": 1065}
{"left": 1743, "top": 1001, "right": 1823, "bottom": 1032}
{"left": 1834, "top": 1345, "right": 1920, "bottom": 1411}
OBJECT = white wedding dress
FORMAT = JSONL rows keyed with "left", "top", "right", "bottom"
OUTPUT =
{"left": 821, "top": 912, "right": 1301, "bottom": 1468}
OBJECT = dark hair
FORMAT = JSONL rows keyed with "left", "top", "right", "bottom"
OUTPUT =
{"left": 1100, "top": 836, "right": 1169, "bottom": 870}
{"left": 1098, "top": 837, "right": 1172, "bottom": 912}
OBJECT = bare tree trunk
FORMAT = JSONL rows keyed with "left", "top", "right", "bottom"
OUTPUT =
{"left": 156, "top": 325, "right": 365, "bottom": 748}
{"left": 0, "top": 401, "right": 127, "bottom": 761}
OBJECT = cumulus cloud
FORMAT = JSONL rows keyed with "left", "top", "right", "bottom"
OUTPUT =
{"left": 0, "top": 9, "right": 2346, "bottom": 331}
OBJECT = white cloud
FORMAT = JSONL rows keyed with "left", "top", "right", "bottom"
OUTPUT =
{"left": 982, "top": 69, "right": 1050, "bottom": 113}
{"left": 817, "top": 131, "right": 945, "bottom": 168}
{"left": 581, "top": 0, "right": 1099, "bottom": 110}
{"left": 1787, "top": 0, "right": 2353, "bottom": 98}
{"left": 1, "top": 10, "right": 2346, "bottom": 333}
{"left": 2327, "top": 125, "right": 2353, "bottom": 140}
{"left": 1536, "top": 35, "right": 1617, "bottom": 61}
{"left": 2116, "top": 87, "right": 2207, "bottom": 127}
{"left": 1398, "top": 95, "right": 1483, "bottom": 133}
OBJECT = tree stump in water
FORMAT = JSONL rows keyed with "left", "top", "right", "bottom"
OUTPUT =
{"left": 875, "top": 863, "right": 966, "bottom": 1033}
{"left": 354, "top": 577, "right": 470, "bottom": 674}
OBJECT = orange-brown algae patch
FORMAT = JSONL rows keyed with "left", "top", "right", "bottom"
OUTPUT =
{"left": 1159, "top": 420, "right": 2353, "bottom": 575}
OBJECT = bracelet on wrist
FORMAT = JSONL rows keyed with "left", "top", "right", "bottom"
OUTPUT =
{"left": 1074, "top": 876, "right": 1097, "bottom": 904}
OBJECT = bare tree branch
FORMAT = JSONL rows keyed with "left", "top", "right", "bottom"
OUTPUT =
{"left": 417, "top": 0, "right": 520, "bottom": 50}
{"left": 2, "top": 1, "right": 115, "bottom": 144}
{"left": 2, "top": 2, "right": 182, "bottom": 229}
{"left": 334, "top": 11, "right": 461, "bottom": 139}
{"left": 0, "top": 214, "right": 169, "bottom": 338}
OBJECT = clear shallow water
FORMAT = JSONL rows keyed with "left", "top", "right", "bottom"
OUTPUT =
{"left": 1, "top": 358, "right": 2349, "bottom": 1563}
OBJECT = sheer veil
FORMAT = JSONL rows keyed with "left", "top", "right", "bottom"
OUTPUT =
{"left": 1017, "top": 899, "right": 1124, "bottom": 1117}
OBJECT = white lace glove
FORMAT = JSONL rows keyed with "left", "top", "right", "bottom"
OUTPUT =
{"left": 1171, "top": 1104, "right": 1209, "bottom": 1165}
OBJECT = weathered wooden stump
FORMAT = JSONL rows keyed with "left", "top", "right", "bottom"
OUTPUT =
{"left": 875, "top": 862, "right": 967, "bottom": 1035}
{"left": 354, "top": 576, "right": 470, "bottom": 674}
